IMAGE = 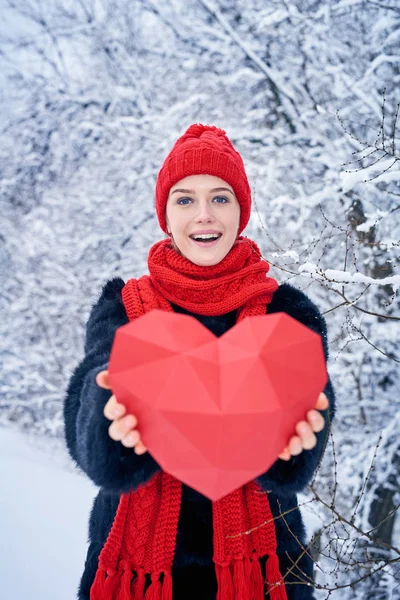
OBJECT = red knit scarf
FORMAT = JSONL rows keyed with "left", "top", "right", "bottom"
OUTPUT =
{"left": 90, "top": 237, "right": 288, "bottom": 600}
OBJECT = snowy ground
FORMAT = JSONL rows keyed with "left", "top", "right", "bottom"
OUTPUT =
{"left": 0, "top": 426, "right": 97, "bottom": 600}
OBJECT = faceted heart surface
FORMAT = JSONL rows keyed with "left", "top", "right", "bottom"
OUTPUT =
{"left": 108, "top": 310, "right": 328, "bottom": 501}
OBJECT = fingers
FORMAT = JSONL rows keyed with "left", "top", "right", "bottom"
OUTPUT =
{"left": 278, "top": 394, "right": 328, "bottom": 460}
{"left": 108, "top": 414, "right": 138, "bottom": 443}
{"left": 134, "top": 441, "right": 148, "bottom": 455}
{"left": 315, "top": 392, "right": 329, "bottom": 411}
{"left": 118, "top": 425, "right": 148, "bottom": 453}
{"left": 104, "top": 395, "right": 127, "bottom": 420}
{"left": 279, "top": 427, "right": 317, "bottom": 461}
{"left": 306, "top": 409, "right": 325, "bottom": 433}
{"left": 278, "top": 447, "right": 292, "bottom": 461}
{"left": 96, "top": 370, "right": 111, "bottom": 390}
{"left": 103, "top": 397, "right": 148, "bottom": 454}
{"left": 120, "top": 429, "right": 141, "bottom": 448}
{"left": 109, "top": 414, "right": 148, "bottom": 452}
{"left": 295, "top": 421, "right": 317, "bottom": 451}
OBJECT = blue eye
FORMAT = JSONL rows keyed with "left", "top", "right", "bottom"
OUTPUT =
{"left": 176, "top": 196, "right": 229, "bottom": 205}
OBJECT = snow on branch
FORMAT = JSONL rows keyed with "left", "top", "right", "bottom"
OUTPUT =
{"left": 299, "top": 262, "right": 400, "bottom": 292}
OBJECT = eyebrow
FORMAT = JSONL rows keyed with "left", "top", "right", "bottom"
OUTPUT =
{"left": 170, "top": 187, "right": 234, "bottom": 195}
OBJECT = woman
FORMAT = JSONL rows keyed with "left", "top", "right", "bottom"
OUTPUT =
{"left": 64, "top": 123, "right": 336, "bottom": 600}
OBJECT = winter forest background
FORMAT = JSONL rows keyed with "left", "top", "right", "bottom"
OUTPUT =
{"left": 1, "top": 0, "right": 399, "bottom": 598}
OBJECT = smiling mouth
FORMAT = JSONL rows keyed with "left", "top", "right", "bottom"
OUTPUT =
{"left": 189, "top": 233, "right": 222, "bottom": 243}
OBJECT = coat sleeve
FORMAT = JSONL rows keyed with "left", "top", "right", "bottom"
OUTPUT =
{"left": 63, "top": 277, "right": 161, "bottom": 494}
{"left": 256, "top": 283, "right": 336, "bottom": 497}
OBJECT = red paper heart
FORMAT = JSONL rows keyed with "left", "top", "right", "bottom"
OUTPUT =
{"left": 108, "top": 310, "right": 328, "bottom": 501}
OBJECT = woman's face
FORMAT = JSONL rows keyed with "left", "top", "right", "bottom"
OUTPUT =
{"left": 165, "top": 174, "right": 241, "bottom": 266}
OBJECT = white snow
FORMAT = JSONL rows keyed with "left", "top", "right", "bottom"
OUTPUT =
{"left": 0, "top": 426, "right": 98, "bottom": 600}
{"left": 271, "top": 250, "right": 300, "bottom": 263}
{"left": 299, "top": 263, "right": 400, "bottom": 289}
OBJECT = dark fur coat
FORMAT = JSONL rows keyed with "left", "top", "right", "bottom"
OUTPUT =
{"left": 63, "top": 278, "right": 336, "bottom": 600}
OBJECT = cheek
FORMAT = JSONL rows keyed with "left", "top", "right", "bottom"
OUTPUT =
{"left": 165, "top": 206, "right": 171, "bottom": 232}
{"left": 227, "top": 209, "right": 240, "bottom": 236}
{"left": 166, "top": 206, "right": 180, "bottom": 234}
{"left": 166, "top": 208, "right": 188, "bottom": 237}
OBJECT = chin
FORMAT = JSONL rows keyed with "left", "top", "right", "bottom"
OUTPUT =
{"left": 173, "top": 238, "right": 234, "bottom": 266}
{"left": 191, "top": 258, "right": 221, "bottom": 267}
{"left": 187, "top": 251, "right": 229, "bottom": 267}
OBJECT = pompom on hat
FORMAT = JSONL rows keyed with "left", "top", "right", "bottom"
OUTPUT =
{"left": 155, "top": 123, "right": 252, "bottom": 234}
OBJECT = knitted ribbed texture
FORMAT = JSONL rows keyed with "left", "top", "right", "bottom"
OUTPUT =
{"left": 155, "top": 124, "right": 252, "bottom": 234}
{"left": 140, "top": 236, "right": 278, "bottom": 317}
{"left": 90, "top": 236, "right": 287, "bottom": 600}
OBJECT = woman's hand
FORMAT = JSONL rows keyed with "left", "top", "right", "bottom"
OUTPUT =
{"left": 278, "top": 392, "right": 329, "bottom": 461}
{"left": 96, "top": 370, "right": 328, "bottom": 460}
{"left": 96, "top": 370, "right": 148, "bottom": 455}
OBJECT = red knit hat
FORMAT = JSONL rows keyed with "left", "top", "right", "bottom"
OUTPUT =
{"left": 155, "top": 123, "right": 252, "bottom": 234}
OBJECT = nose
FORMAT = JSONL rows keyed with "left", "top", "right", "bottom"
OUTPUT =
{"left": 194, "top": 199, "right": 215, "bottom": 223}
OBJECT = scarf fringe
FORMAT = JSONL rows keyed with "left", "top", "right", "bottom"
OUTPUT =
{"left": 250, "top": 557, "right": 264, "bottom": 600}
{"left": 233, "top": 558, "right": 251, "bottom": 600}
{"left": 217, "top": 558, "right": 266, "bottom": 600}
{"left": 216, "top": 563, "right": 234, "bottom": 600}
{"left": 90, "top": 566, "right": 120, "bottom": 600}
{"left": 90, "top": 565, "right": 173, "bottom": 600}
{"left": 90, "top": 565, "right": 105, "bottom": 599}
{"left": 144, "top": 574, "right": 162, "bottom": 600}
{"left": 161, "top": 572, "right": 173, "bottom": 600}
{"left": 266, "top": 554, "right": 288, "bottom": 600}
{"left": 91, "top": 558, "right": 286, "bottom": 600}
{"left": 131, "top": 568, "right": 146, "bottom": 600}
{"left": 115, "top": 562, "right": 133, "bottom": 600}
